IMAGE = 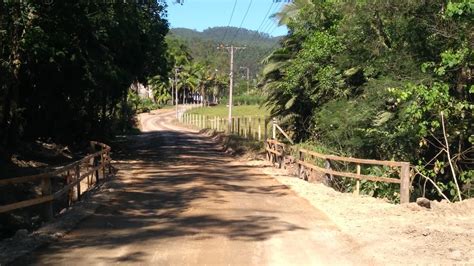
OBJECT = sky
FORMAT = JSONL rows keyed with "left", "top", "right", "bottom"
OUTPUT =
{"left": 165, "top": 0, "right": 289, "bottom": 37}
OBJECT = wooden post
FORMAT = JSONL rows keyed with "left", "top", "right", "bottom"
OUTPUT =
{"left": 355, "top": 164, "right": 361, "bottom": 195}
{"left": 297, "top": 150, "right": 302, "bottom": 178}
{"left": 41, "top": 177, "right": 53, "bottom": 221}
{"left": 231, "top": 117, "right": 235, "bottom": 133}
{"left": 75, "top": 164, "right": 81, "bottom": 201}
{"left": 101, "top": 152, "right": 106, "bottom": 180}
{"left": 237, "top": 117, "right": 240, "bottom": 136}
{"left": 266, "top": 140, "right": 270, "bottom": 161}
{"left": 264, "top": 118, "right": 268, "bottom": 141}
{"left": 248, "top": 117, "right": 252, "bottom": 139}
{"left": 272, "top": 118, "right": 276, "bottom": 139}
{"left": 258, "top": 118, "right": 262, "bottom": 141}
{"left": 67, "top": 170, "right": 73, "bottom": 206}
{"left": 90, "top": 142, "right": 99, "bottom": 184}
{"left": 400, "top": 163, "right": 411, "bottom": 203}
{"left": 325, "top": 159, "right": 333, "bottom": 184}
{"left": 279, "top": 144, "right": 284, "bottom": 169}
{"left": 94, "top": 154, "right": 99, "bottom": 183}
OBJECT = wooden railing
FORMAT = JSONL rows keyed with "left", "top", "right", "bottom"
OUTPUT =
{"left": 297, "top": 148, "right": 411, "bottom": 203}
{"left": 0, "top": 141, "right": 113, "bottom": 220}
{"left": 181, "top": 112, "right": 270, "bottom": 141}
{"left": 264, "top": 139, "right": 411, "bottom": 203}
{"left": 265, "top": 139, "right": 286, "bottom": 169}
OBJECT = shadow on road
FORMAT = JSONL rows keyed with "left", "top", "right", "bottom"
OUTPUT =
{"left": 14, "top": 128, "right": 307, "bottom": 264}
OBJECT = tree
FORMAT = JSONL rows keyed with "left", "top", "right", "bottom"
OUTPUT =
{"left": 0, "top": 1, "right": 170, "bottom": 146}
{"left": 260, "top": 0, "right": 473, "bottom": 201}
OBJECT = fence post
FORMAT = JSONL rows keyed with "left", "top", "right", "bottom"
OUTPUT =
{"left": 297, "top": 150, "right": 302, "bottom": 178}
{"left": 264, "top": 118, "right": 268, "bottom": 141}
{"left": 101, "top": 152, "right": 106, "bottom": 179}
{"left": 279, "top": 144, "right": 284, "bottom": 169}
{"left": 41, "top": 177, "right": 53, "bottom": 221}
{"left": 248, "top": 117, "right": 252, "bottom": 139}
{"left": 400, "top": 163, "right": 411, "bottom": 203}
{"left": 355, "top": 164, "right": 361, "bottom": 195}
{"left": 75, "top": 164, "right": 81, "bottom": 201}
{"left": 325, "top": 159, "right": 334, "bottom": 184}
{"left": 90, "top": 143, "right": 99, "bottom": 183}
{"left": 237, "top": 117, "right": 241, "bottom": 136}
{"left": 272, "top": 118, "right": 276, "bottom": 139}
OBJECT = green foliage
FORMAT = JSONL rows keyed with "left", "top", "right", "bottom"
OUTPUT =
{"left": 169, "top": 27, "right": 279, "bottom": 88}
{"left": 261, "top": 0, "right": 474, "bottom": 201}
{"left": 0, "top": 1, "right": 169, "bottom": 145}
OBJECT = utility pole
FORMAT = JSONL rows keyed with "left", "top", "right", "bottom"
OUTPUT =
{"left": 170, "top": 77, "right": 174, "bottom": 106}
{"left": 174, "top": 66, "right": 182, "bottom": 119}
{"left": 217, "top": 45, "right": 246, "bottom": 132}
{"left": 240, "top": 66, "right": 250, "bottom": 93}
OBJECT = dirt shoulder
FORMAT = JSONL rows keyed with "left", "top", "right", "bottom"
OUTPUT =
{"left": 250, "top": 159, "right": 474, "bottom": 264}
{"left": 174, "top": 111, "right": 474, "bottom": 264}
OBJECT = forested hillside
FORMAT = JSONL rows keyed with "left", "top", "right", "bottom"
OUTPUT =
{"left": 169, "top": 27, "right": 281, "bottom": 83}
{"left": 0, "top": 2, "right": 169, "bottom": 151}
{"left": 261, "top": 0, "right": 473, "bottom": 201}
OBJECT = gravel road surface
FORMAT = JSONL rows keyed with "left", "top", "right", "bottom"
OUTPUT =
{"left": 15, "top": 109, "right": 372, "bottom": 265}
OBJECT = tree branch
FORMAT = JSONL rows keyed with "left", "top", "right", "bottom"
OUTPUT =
{"left": 440, "top": 111, "right": 462, "bottom": 201}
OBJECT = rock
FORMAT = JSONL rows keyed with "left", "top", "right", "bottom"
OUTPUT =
{"left": 448, "top": 250, "right": 463, "bottom": 261}
{"left": 416, "top": 197, "right": 431, "bottom": 209}
{"left": 14, "top": 229, "right": 29, "bottom": 239}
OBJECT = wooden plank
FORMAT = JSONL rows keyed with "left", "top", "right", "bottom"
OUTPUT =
{"left": 0, "top": 147, "right": 110, "bottom": 186}
{"left": 275, "top": 124, "right": 294, "bottom": 144}
{"left": 297, "top": 160, "right": 401, "bottom": 184}
{"left": 299, "top": 148, "right": 407, "bottom": 167}
{"left": 265, "top": 147, "right": 282, "bottom": 156}
{"left": 0, "top": 195, "right": 54, "bottom": 213}
{"left": 266, "top": 139, "right": 285, "bottom": 146}
{"left": 54, "top": 164, "right": 103, "bottom": 199}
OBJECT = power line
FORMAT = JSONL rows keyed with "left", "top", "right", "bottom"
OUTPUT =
{"left": 220, "top": 0, "right": 238, "bottom": 44}
{"left": 255, "top": 1, "right": 275, "bottom": 35}
{"left": 230, "top": 0, "right": 253, "bottom": 45}
{"left": 245, "top": 1, "right": 275, "bottom": 46}
{"left": 248, "top": 1, "right": 283, "bottom": 47}
{"left": 253, "top": 1, "right": 285, "bottom": 41}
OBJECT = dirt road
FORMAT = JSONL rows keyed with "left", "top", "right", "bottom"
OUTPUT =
{"left": 16, "top": 109, "right": 372, "bottom": 265}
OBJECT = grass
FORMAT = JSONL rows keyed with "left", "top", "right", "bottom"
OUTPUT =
{"left": 186, "top": 104, "right": 270, "bottom": 118}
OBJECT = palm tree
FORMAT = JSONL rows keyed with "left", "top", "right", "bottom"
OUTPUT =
{"left": 148, "top": 75, "right": 171, "bottom": 105}
{"left": 271, "top": 0, "right": 313, "bottom": 26}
